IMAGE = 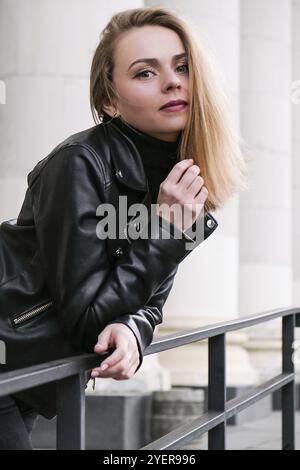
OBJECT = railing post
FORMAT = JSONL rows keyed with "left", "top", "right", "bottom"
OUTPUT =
{"left": 282, "top": 315, "right": 295, "bottom": 450}
{"left": 56, "top": 372, "right": 86, "bottom": 450}
{"left": 208, "top": 334, "right": 226, "bottom": 450}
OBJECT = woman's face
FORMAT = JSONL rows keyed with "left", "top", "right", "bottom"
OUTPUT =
{"left": 103, "top": 25, "right": 190, "bottom": 142}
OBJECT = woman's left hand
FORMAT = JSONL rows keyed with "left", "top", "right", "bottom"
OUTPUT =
{"left": 90, "top": 323, "right": 140, "bottom": 380}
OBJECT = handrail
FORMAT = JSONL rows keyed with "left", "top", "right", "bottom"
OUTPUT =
{"left": 0, "top": 306, "right": 299, "bottom": 450}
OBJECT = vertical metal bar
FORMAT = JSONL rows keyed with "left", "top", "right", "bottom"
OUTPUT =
{"left": 282, "top": 315, "right": 295, "bottom": 450}
{"left": 56, "top": 372, "right": 86, "bottom": 450}
{"left": 208, "top": 334, "right": 226, "bottom": 450}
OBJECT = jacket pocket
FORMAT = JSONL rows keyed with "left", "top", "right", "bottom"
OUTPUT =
{"left": 11, "top": 299, "right": 54, "bottom": 327}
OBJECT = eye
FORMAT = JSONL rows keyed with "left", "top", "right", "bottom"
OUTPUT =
{"left": 177, "top": 63, "right": 189, "bottom": 73}
{"left": 134, "top": 68, "right": 156, "bottom": 79}
{"left": 134, "top": 63, "right": 189, "bottom": 80}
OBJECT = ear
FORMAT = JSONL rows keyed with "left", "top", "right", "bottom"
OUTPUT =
{"left": 102, "top": 99, "right": 117, "bottom": 118}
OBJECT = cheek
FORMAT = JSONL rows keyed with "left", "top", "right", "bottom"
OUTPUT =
{"left": 180, "top": 76, "right": 189, "bottom": 92}
{"left": 120, "top": 78, "right": 157, "bottom": 103}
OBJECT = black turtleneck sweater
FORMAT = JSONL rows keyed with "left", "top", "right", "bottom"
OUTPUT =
{"left": 109, "top": 116, "right": 182, "bottom": 204}
{"left": 104, "top": 114, "right": 197, "bottom": 241}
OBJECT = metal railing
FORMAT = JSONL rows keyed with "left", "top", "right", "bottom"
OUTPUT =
{"left": 0, "top": 306, "right": 299, "bottom": 450}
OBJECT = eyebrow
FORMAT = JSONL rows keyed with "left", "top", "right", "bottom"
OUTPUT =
{"left": 128, "top": 52, "right": 188, "bottom": 71}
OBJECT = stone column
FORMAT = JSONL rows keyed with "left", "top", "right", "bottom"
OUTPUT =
{"left": 145, "top": 0, "right": 259, "bottom": 388}
{"left": 293, "top": 1, "right": 300, "bottom": 303}
{"left": 292, "top": 0, "right": 300, "bottom": 381}
{"left": 240, "top": 0, "right": 293, "bottom": 380}
{"left": 0, "top": 0, "right": 104, "bottom": 220}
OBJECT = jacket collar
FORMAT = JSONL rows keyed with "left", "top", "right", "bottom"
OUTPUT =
{"left": 106, "top": 121, "right": 149, "bottom": 193}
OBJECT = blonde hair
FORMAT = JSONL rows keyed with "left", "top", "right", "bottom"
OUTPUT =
{"left": 90, "top": 6, "right": 249, "bottom": 212}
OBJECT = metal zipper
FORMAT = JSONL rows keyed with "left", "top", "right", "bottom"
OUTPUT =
{"left": 12, "top": 300, "right": 53, "bottom": 326}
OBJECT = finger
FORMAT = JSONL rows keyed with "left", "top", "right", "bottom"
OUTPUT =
{"left": 94, "top": 328, "right": 112, "bottom": 353}
{"left": 103, "top": 363, "right": 138, "bottom": 381}
{"left": 113, "top": 360, "right": 140, "bottom": 381}
{"left": 100, "top": 339, "right": 128, "bottom": 370}
{"left": 92, "top": 351, "right": 137, "bottom": 378}
{"left": 91, "top": 337, "right": 129, "bottom": 378}
{"left": 195, "top": 186, "right": 209, "bottom": 203}
{"left": 186, "top": 174, "right": 204, "bottom": 196}
{"left": 178, "top": 164, "right": 201, "bottom": 189}
{"left": 103, "top": 350, "right": 137, "bottom": 375}
{"left": 163, "top": 159, "right": 194, "bottom": 185}
{"left": 91, "top": 348, "right": 117, "bottom": 377}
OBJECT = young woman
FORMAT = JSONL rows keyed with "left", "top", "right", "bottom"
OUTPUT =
{"left": 0, "top": 7, "right": 247, "bottom": 449}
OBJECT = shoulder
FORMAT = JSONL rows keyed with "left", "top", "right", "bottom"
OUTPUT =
{"left": 27, "top": 123, "right": 111, "bottom": 188}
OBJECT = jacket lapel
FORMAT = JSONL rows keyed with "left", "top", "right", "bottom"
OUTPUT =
{"left": 107, "top": 122, "right": 149, "bottom": 194}
{"left": 102, "top": 122, "right": 152, "bottom": 235}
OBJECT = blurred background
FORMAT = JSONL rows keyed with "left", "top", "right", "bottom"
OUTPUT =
{"left": 0, "top": 0, "right": 300, "bottom": 450}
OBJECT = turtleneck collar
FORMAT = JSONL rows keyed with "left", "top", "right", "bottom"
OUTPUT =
{"left": 108, "top": 115, "right": 182, "bottom": 170}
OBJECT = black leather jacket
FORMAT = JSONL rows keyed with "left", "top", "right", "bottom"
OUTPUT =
{"left": 0, "top": 120, "right": 218, "bottom": 418}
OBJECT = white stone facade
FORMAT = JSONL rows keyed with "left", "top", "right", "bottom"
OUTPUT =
{"left": 0, "top": 0, "right": 299, "bottom": 391}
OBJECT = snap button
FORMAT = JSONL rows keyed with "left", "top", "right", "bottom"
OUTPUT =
{"left": 114, "top": 247, "right": 124, "bottom": 257}
{"left": 115, "top": 169, "right": 123, "bottom": 178}
{"left": 206, "top": 218, "right": 215, "bottom": 228}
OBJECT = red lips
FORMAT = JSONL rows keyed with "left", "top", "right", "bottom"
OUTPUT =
{"left": 160, "top": 100, "right": 188, "bottom": 110}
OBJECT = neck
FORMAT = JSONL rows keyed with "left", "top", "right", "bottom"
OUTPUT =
{"left": 117, "top": 116, "right": 182, "bottom": 146}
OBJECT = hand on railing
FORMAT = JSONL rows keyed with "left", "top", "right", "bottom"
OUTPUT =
{"left": 90, "top": 323, "right": 140, "bottom": 380}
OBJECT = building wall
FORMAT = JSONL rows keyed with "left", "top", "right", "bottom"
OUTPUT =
{"left": 0, "top": 0, "right": 299, "bottom": 388}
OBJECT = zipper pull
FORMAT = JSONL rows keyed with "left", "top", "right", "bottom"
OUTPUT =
{"left": 92, "top": 377, "right": 96, "bottom": 391}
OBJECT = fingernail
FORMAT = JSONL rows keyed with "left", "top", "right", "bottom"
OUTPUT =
{"left": 101, "top": 363, "right": 109, "bottom": 371}
{"left": 91, "top": 371, "right": 98, "bottom": 378}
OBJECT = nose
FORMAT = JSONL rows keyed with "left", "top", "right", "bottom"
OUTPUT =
{"left": 162, "top": 70, "right": 182, "bottom": 92}
{"left": 166, "top": 80, "right": 181, "bottom": 91}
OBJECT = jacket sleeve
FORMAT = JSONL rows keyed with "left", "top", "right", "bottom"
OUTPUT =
{"left": 31, "top": 144, "right": 213, "bottom": 353}
{"left": 106, "top": 264, "right": 179, "bottom": 372}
